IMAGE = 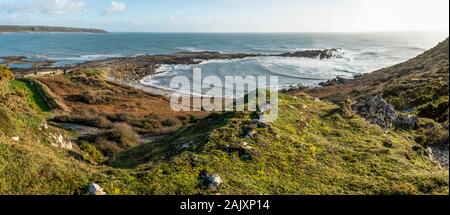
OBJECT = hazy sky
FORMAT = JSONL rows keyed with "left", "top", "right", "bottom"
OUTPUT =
{"left": 0, "top": 0, "right": 449, "bottom": 32}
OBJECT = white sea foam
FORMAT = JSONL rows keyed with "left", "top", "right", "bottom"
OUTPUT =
{"left": 140, "top": 46, "right": 413, "bottom": 95}
{"left": 176, "top": 47, "right": 207, "bottom": 52}
{"left": 32, "top": 54, "right": 123, "bottom": 62}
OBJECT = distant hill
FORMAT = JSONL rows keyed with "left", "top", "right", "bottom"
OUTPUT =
{"left": 0, "top": 25, "right": 107, "bottom": 33}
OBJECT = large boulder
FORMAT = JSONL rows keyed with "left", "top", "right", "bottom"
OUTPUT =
{"left": 356, "top": 95, "right": 419, "bottom": 129}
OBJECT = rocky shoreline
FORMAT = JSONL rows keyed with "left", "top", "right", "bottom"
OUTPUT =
{"left": 0, "top": 56, "right": 56, "bottom": 68}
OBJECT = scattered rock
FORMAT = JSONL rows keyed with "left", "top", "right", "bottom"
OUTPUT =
{"left": 243, "top": 130, "right": 257, "bottom": 139}
{"left": 38, "top": 122, "right": 49, "bottom": 131}
{"left": 429, "top": 145, "right": 449, "bottom": 169}
{"left": 199, "top": 171, "right": 223, "bottom": 190}
{"left": 243, "top": 145, "right": 253, "bottom": 150}
{"left": 49, "top": 133, "right": 73, "bottom": 150}
{"left": 207, "top": 174, "right": 223, "bottom": 189}
{"left": 426, "top": 147, "right": 434, "bottom": 161}
{"left": 319, "top": 76, "right": 350, "bottom": 87}
{"left": 281, "top": 84, "right": 307, "bottom": 92}
{"left": 89, "top": 183, "right": 107, "bottom": 195}
{"left": 180, "top": 142, "right": 191, "bottom": 150}
{"left": 11, "top": 136, "right": 20, "bottom": 142}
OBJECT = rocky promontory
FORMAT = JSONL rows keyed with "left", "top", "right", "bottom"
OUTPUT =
{"left": 0, "top": 25, "right": 107, "bottom": 33}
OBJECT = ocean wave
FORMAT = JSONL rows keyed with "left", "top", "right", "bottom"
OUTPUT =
{"left": 175, "top": 47, "right": 208, "bottom": 52}
{"left": 393, "top": 46, "right": 426, "bottom": 52}
{"left": 44, "top": 54, "right": 123, "bottom": 62}
{"left": 144, "top": 55, "right": 365, "bottom": 94}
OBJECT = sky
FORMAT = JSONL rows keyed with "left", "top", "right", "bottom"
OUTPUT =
{"left": 0, "top": 0, "right": 449, "bottom": 32}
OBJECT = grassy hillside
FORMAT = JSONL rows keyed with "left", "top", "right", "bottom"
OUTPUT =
{"left": 96, "top": 93, "right": 447, "bottom": 195}
{"left": 0, "top": 65, "right": 95, "bottom": 194}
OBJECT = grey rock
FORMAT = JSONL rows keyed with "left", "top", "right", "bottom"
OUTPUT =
{"left": 356, "top": 95, "right": 419, "bottom": 129}
{"left": 429, "top": 145, "right": 449, "bottom": 169}
{"left": 89, "top": 183, "right": 107, "bottom": 195}
{"left": 180, "top": 143, "right": 190, "bottom": 150}
{"left": 279, "top": 48, "right": 342, "bottom": 60}
{"left": 199, "top": 171, "right": 223, "bottom": 189}
{"left": 49, "top": 133, "right": 73, "bottom": 150}
{"left": 207, "top": 174, "right": 223, "bottom": 189}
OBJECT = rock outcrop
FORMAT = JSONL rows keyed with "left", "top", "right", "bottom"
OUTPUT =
{"left": 49, "top": 133, "right": 73, "bottom": 150}
{"left": 356, "top": 95, "right": 419, "bottom": 129}
{"left": 279, "top": 48, "right": 342, "bottom": 60}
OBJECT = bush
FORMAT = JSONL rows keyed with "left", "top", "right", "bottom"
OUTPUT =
{"left": 79, "top": 142, "right": 107, "bottom": 164}
{"left": 339, "top": 97, "right": 354, "bottom": 118}
{"left": 0, "top": 65, "right": 13, "bottom": 82}
{"left": 51, "top": 114, "right": 112, "bottom": 129}
{"left": 417, "top": 96, "right": 449, "bottom": 123}
{"left": 415, "top": 121, "right": 449, "bottom": 146}
{"left": 80, "top": 90, "right": 117, "bottom": 105}
{"left": 110, "top": 123, "right": 140, "bottom": 149}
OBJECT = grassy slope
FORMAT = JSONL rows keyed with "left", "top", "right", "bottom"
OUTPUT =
{"left": 9, "top": 80, "right": 50, "bottom": 112}
{"left": 102, "top": 93, "right": 448, "bottom": 195}
{"left": 0, "top": 67, "right": 95, "bottom": 194}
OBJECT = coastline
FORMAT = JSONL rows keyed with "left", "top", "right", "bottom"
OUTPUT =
{"left": 7, "top": 48, "right": 345, "bottom": 95}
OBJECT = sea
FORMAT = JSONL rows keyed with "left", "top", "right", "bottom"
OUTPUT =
{"left": 1, "top": 32, "right": 448, "bottom": 91}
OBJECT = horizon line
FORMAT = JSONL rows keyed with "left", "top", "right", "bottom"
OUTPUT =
{"left": 107, "top": 30, "right": 450, "bottom": 34}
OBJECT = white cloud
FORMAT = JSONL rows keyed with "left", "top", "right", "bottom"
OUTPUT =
{"left": 0, "top": 0, "right": 87, "bottom": 16}
{"left": 43, "top": 0, "right": 86, "bottom": 15}
{"left": 103, "top": 1, "right": 127, "bottom": 15}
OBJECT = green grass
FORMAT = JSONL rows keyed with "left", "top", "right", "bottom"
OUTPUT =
{"left": 9, "top": 80, "right": 50, "bottom": 112}
{"left": 99, "top": 93, "right": 448, "bottom": 195}
{"left": 0, "top": 140, "right": 94, "bottom": 195}
{"left": 1, "top": 75, "right": 96, "bottom": 194}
